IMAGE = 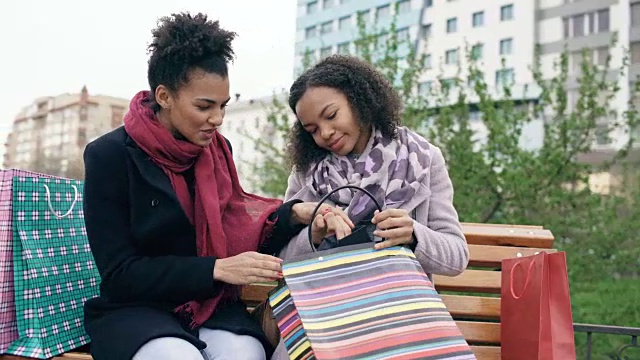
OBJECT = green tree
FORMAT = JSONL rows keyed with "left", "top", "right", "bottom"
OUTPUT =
{"left": 247, "top": 13, "right": 640, "bottom": 357}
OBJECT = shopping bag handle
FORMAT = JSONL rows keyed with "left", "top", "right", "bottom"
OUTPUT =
{"left": 43, "top": 184, "right": 79, "bottom": 219}
{"left": 509, "top": 257, "right": 537, "bottom": 299}
{"left": 307, "top": 185, "right": 382, "bottom": 252}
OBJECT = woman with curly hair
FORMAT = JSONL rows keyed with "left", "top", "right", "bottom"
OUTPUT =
{"left": 82, "top": 12, "right": 336, "bottom": 360}
{"left": 278, "top": 55, "right": 470, "bottom": 279}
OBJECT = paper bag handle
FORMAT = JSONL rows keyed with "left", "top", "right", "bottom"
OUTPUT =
{"left": 509, "top": 257, "right": 536, "bottom": 299}
{"left": 307, "top": 185, "right": 382, "bottom": 252}
{"left": 43, "top": 184, "right": 79, "bottom": 219}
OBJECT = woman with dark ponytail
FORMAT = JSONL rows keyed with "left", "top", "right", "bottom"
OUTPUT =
{"left": 81, "top": 12, "right": 339, "bottom": 360}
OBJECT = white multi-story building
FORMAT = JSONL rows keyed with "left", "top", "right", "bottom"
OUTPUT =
{"left": 219, "top": 0, "right": 640, "bottom": 195}
{"left": 294, "top": 0, "right": 425, "bottom": 75}
{"left": 296, "top": 0, "right": 640, "bottom": 150}
{"left": 219, "top": 92, "right": 293, "bottom": 193}
{"left": 418, "top": 0, "right": 640, "bottom": 150}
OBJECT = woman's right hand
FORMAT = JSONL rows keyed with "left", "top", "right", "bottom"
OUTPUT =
{"left": 311, "top": 209, "right": 353, "bottom": 245}
{"left": 213, "top": 252, "right": 283, "bottom": 285}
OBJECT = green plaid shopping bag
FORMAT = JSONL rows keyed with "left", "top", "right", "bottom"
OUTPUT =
{"left": 6, "top": 176, "right": 100, "bottom": 358}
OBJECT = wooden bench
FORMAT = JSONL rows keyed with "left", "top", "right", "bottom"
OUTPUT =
{"left": 2, "top": 222, "right": 556, "bottom": 360}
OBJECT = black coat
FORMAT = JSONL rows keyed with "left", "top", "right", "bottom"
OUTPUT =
{"left": 82, "top": 127, "right": 302, "bottom": 360}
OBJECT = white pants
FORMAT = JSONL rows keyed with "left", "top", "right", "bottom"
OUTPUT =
{"left": 132, "top": 328, "right": 266, "bottom": 360}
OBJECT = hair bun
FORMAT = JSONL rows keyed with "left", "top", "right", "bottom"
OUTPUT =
{"left": 148, "top": 12, "right": 236, "bottom": 66}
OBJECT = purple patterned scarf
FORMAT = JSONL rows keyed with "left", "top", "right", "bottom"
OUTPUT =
{"left": 306, "top": 126, "right": 433, "bottom": 223}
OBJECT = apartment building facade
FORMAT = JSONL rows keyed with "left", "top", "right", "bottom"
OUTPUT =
{"left": 294, "top": 0, "right": 424, "bottom": 75}
{"left": 296, "top": 0, "right": 640, "bottom": 150}
{"left": 418, "top": 0, "right": 640, "bottom": 150}
{"left": 3, "top": 86, "right": 130, "bottom": 176}
{"left": 219, "top": 92, "right": 293, "bottom": 193}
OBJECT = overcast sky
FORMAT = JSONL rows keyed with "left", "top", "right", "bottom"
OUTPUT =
{"left": 0, "top": 0, "right": 297, "bottom": 160}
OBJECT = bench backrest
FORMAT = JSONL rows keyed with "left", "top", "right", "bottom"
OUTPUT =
{"left": 241, "top": 222, "right": 556, "bottom": 360}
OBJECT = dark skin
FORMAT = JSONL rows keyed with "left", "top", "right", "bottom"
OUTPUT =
{"left": 153, "top": 70, "right": 353, "bottom": 284}
{"left": 294, "top": 86, "right": 414, "bottom": 249}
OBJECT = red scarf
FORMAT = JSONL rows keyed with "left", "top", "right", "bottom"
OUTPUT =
{"left": 123, "top": 91, "right": 282, "bottom": 328}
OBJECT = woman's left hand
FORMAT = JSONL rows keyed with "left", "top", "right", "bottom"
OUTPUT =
{"left": 291, "top": 202, "right": 354, "bottom": 228}
{"left": 372, "top": 209, "right": 414, "bottom": 250}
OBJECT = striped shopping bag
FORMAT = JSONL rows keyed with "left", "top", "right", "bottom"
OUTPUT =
{"left": 269, "top": 186, "right": 475, "bottom": 360}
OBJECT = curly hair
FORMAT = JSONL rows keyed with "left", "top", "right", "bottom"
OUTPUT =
{"left": 287, "top": 55, "right": 402, "bottom": 172}
{"left": 146, "top": 12, "right": 236, "bottom": 111}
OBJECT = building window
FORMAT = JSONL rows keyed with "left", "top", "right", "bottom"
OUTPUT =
{"left": 323, "top": 0, "right": 333, "bottom": 9}
{"left": 377, "top": 32, "right": 389, "bottom": 46}
{"left": 445, "top": 49, "right": 459, "bottom": 64}
{"left": 441, "top": 78, "right": 456, "bottom": 89}
{"left": 570, "top": 50, "right": 590, "bottom": 73}
{"left": 398, "top": 0, "right": 411, "bottom": 14}
{"left": 339, "top": 16, "right": 351, "bottom": 30}
{"left": 472, "top": 11, "right": 484, "bottom": 27}
{"left": 495, "top": 68, "right": 515, "bottom": 86}
{"left": 424, "top": 54, "right": 432, "bottom": 69}
{"left": 632, "top": 3, "right": 640, "bottom": 27}
{"left": 307, "top": 1, "right": 318, "bottom": 14}
{"left": 500, "top": 38, "right": 513, "bottom": 55}
{"left": 320, "top": 21, "right": 333, "bottom": 34}
{"left": 447, "top": 18, "right": 457, "bottom": 33}
{"left": 572, "top": 14, "right": 585, "bottom": 37}
{"left": 358, "top": 10, "right": 370, "bottom": 21}
{"left": 338, "top": 42, "right": 350, "bottom": 54}
{"left": 471, "top": 43, "right": 483, "bottom": 60}
{"left": 111, "top": 106, "right": 124, "bottom": 128}
{"left": 397, "top": 27, "right": 409, "bottom": 40}
{"left": 598, "top": 9, "right": 610, "bottom": 32}
{"left": 418, "top": 81, "right": 432, "bottom": 95}
{"left": 422, "top": 24, "right": 432, "bottom": 38}
{"left": 632, "top": 42, "right": 640, "bottom": 64}
{"left": 501, "top": 4, "right": 514, "bottom": 21}
{"left": 376, "top": 4, "right": 391, "bottom": 19}
{"left": 596, "top": 46, "right": 609, "bottom": 66}
{"left": 305, "top": 26, "right": 317, "bottom": 39}
{"left": 564, "top": 10, "right": 610, "bottom": 38}
{"left": 595, "top": 124, "right": 612, "bottom": 145}
{"left": 320, "top": 46, "right": 332, "bottom": 58}
{"left": 425, "top": 0, "right": 433, "bottom": 7}
{"left": 588, "top": 12, "right": 596, "bottom": 34}
{"left": 469, "top": 111, "right": 483, "bottom": 122}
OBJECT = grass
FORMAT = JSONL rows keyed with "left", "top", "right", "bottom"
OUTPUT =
{"left": 570, "top": 277, "right": 640, "bottom": 359}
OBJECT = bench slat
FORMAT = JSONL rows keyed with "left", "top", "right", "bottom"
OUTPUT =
{"left": 470, "top": 345, "right": 501, "bottom": 360}
{"left": 461, "top": 224, "right": 554, "bottom": 248}
{"left": 59, "top": 353, "right": 93, "bottom": 359}
{"left": 242, "top": 283, "right": 275, "bottom": 305}
{"left": 462, "top": 222, "right": 543, "bottom": 229}
{"left": 41, "top": 346, "right": 503, "bottom": 360}
{"left": 468, "top": 244, "right": 556, "bottom": 268}
{"left": 456, "top": 321, "right": 501, "bottom": 345}
{"left": 434, "top": 270, "right": 501, "bottom": 294}
{"left": 442, "top": 294, "right": 500, "bottom": 320}
{"left": 242, "top": 282, "right": 500, "bottom": 319}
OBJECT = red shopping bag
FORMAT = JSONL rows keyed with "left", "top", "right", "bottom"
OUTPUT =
{"left": 501, "top": 251, "right": 576, "bottom": 360}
